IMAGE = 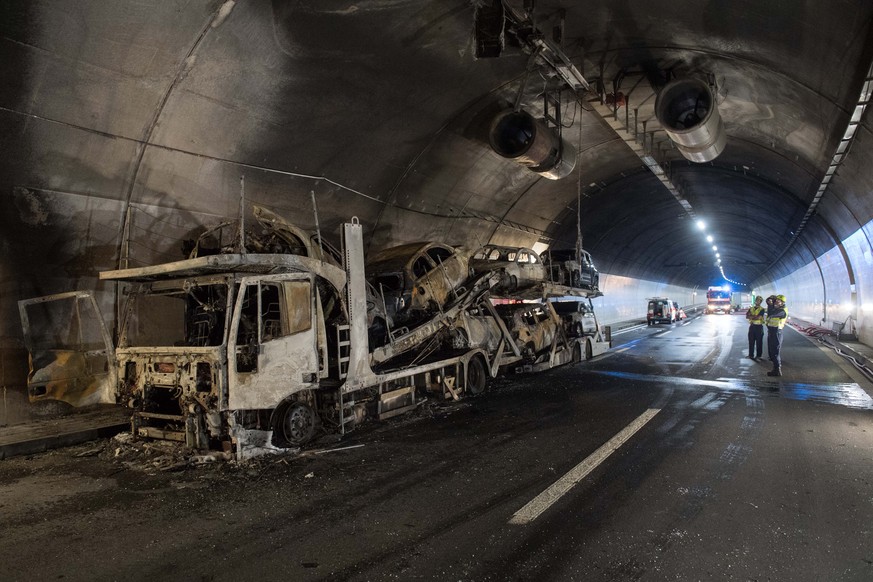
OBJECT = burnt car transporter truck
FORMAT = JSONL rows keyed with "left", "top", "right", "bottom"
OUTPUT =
{"left": 20, "top": 219, "right": 609, "bottom": 459}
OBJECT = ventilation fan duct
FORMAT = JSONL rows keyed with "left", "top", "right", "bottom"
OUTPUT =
{"left": 655, "top": 78, "right": 726, "bottom": 163}
{"left": 489, "top": 110, "right": 576, "bottom": 180}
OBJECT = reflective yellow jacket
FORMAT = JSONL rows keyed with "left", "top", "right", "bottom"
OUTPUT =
{"left": 766, "top": 306, "right": 788, "bottom": 329}
{"left": 746, "top": 305, "right": 765, "bottom": 325}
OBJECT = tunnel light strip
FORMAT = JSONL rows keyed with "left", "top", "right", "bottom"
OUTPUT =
{"left": 588, "top": 99, "right": 697, "bottom": 220}
{"left": 508, "top": 408, "right": 661, "bottom": 525}
{"left": 769, "top": 58, "right": 873, "bottom": 269}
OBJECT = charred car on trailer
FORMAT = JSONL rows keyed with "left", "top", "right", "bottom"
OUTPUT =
{"left": 365, "top": 242, "right": 473, "bottom": 328}
{"left": 188, "top": 205, "right": 391, "bottom": 346}
{"left": 551, "top": 300, "right": 598, "bottom": 337}
{"left": 541, "top": 248, "right": 599, "bottom": 290}
{"left": 493, "top": 302, "right": 558, "bottom": 363}
{"left": 469, "top": 245, "right": 546, "bottom": 294}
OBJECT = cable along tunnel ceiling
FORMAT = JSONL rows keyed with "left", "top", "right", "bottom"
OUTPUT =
{"left": 2, "top": 0, "right": 873, "bottom": 298}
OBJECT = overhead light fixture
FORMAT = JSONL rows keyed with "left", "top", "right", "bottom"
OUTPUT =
{"left": 697, "top": 220, "right": 706, "bottom": 230}
{"left": 712, "top": 245, "right": 718, "bottom": 251}
{"left": 707, "top": 235, "right": 713, "bottom": 242}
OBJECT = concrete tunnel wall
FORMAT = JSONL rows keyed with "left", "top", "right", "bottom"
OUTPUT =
{"left": 590, "top": 276, "right": 700, "bottom": 325}
{"left": 756, "top": 218, "right": 873, "bottom": 347}
{"left": 3, "top": 0, "right": 873, "bottom": 421}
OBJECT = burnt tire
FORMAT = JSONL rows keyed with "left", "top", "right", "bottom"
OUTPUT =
{"left": 275, "top": 401, "right": 318, "bottom": 447}
{"left": 572, "top": 343, "right": 583, "bottom": 364}
{"left": 466, "top": 356, "right": 487, "bottom": 396}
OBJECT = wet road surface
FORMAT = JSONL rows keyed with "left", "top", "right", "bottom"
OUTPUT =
{"left": 1, "top": 313, "right": 872, "bottom": 581}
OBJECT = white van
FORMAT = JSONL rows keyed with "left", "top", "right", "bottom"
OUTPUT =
{"left": 647, "top": 297, "right": 677, "bottom": 325}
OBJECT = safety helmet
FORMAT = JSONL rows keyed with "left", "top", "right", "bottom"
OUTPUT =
{"left": 775, "top": 294, "right": 786, "bottom": 303}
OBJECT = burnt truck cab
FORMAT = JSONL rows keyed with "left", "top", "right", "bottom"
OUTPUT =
{"left": 103, "top": 253, "right": 347, "bottom": 452}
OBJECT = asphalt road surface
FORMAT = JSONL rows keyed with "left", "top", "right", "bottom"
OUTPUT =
{"left": 1, "top": 313, "right": 872, "bottom": 581}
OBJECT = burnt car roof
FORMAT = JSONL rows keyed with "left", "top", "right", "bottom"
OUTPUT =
{"left": 543, "top": 249, "right": 592, "bottom": 261}
{"left": 366, "top": 241, "right": 457, "bottom": 273}
{"left": 473, "top": 244, "right": 538, "bottom": 257}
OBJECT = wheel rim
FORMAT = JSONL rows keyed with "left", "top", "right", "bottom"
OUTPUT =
{"left": 279, "top": 402, "right": 317, "bottom": 446}
{"left": 467, "top": 357, "right": 486, "bottom": 395}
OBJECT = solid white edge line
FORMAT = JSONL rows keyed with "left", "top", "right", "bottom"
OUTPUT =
{"left": 508, "top": 407, "right": 662, "bottom": 525}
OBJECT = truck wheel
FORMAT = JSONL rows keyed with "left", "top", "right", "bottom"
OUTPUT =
{"left": 275, "top": 401, "right": 318, "bottom": 447}
{"left": 466, "top": 356, "right": 487, "bottom": 395}
{"left": 572, "top": 343, "right": 582, "bottom": 363}
{"left": 585, "top": 338, "right": 593, "bottom": 360}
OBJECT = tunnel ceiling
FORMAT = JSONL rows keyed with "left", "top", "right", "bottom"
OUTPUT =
{"left": 2, "top": 0, "right": 873, "bottom": 295}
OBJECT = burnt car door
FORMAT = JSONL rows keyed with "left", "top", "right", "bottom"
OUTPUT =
{"left": 409, "top": 245, "right": 468, "bottom": 311}
{"left": 579, "top": 251, "right": 598, "bottom": 288}
{"left": 18, "top": 291, "right": 117, "bottom": 407}
{"left": 515, "top": 250, "right": 541, "bottom": 287}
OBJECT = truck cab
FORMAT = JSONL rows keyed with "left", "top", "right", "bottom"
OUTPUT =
{"left": 101, "top": 252, "right": 348, "bottom": 452}
{"left": 705, "top": 286, "right": 733, "bottom": 314}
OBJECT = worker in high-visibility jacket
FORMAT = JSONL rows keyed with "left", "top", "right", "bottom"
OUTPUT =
{"left": 765, "top": 294, "right": 788, "bottom": 376}
{"left": 745, "top": 295, "right": 766, "bottom": 360}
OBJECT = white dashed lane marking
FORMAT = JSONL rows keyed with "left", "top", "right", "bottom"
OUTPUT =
{"left": 508, "top": 408, "right": 662, "bottom": 525}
